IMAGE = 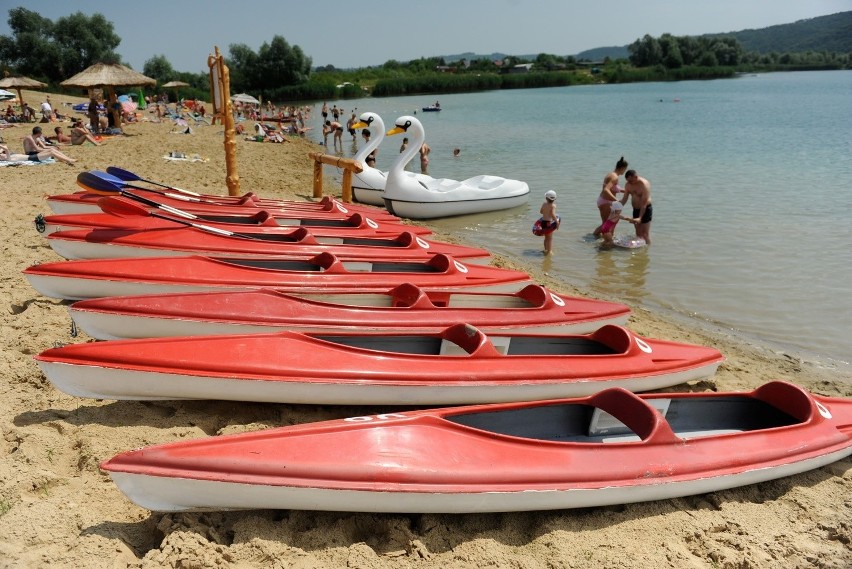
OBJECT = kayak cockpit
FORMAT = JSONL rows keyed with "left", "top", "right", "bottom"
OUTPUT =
{"left": 446, "top": 383, "right": 805, "bottom": 443}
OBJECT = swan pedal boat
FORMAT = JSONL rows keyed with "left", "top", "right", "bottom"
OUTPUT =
{"left": 349, "top": 112, "right": 432, "bottom": 207}
{"left": 45, "top": 226, "right": 492, "bottom": 264}
{"left": 383, "top": 116, "right": 530, "bottom": 219}
{"left": 34, "top": 208, "right": 431, "bottom": 237}
{"left": 35, "top": 323, "right": 723, "bottom": 404}
{"left": 98, "top": 381, "right": 852, "bottom": 513}
{"left": 24, "top": 253, "right": 533, "bottom": 301}
{"left": 68, "top": 283, "right": 631, "bottom": 340}
{"left": 47, "top": 191, "right": 398, "bottom": 221}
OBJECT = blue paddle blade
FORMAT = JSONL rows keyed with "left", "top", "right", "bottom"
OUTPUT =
{"left": 90, "top": 170, "right": 133, "bottom": 186}
{"left": 76, "top": 172, "right": 122, "bottom": 193}
{"left": 106, "top": 165, "right": 199, "bottom": 195}
{"left": 105, "top": 166, "right": 141, "bottom": 182}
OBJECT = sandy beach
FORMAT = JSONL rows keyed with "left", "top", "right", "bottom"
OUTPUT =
{"left": 1, "top": 89, "right": 850, "bottom": 568}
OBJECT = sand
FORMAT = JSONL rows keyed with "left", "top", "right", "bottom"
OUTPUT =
{"left": 1, "top": 90, "right": 850, "bottom": 569}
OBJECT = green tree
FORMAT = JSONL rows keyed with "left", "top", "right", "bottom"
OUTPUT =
{"left": 628, "top": 34, "right": 663, "bottom": 67}
{"left": 143, "top": 55, "right": 176, "bottom": 85}
{"left": 255, "top": 35, "right": 311, "bottom": 90}
{"left": 659, "top": 34, "right": 683, "bottom": 68}
{"left": 0, "top": 8, "right": 121, "bottom": 81}
{"left": 226, "top": 43, "right": 259, "bottom": 93}
{"left": 52, "top": 12, "right": 121, "bottom": 74}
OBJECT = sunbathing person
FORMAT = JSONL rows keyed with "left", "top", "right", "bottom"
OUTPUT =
{"left": 70, "top": 120, "right": 103, "bottom": 146}
{"left": 22, "top": 127, "right": 77, "bottom": 164}
{"left": 249, "top": 122, "right": 287, "bottom": 143}
{"left": 1, "top": 141, "right": 74, "bottom": 165}
{"left": 46, "top": 126, "right": 72, "bottom": 145}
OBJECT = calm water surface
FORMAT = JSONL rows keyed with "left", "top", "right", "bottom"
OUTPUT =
{"left": 317, "top": 71, "right": 852, "bottom": 369}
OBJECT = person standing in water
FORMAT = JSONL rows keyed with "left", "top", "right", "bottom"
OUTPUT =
{"left": 595, "top": 156, "right": 628, "bottom": 234}
{"left": 538, "top": 190, "right": 560, "bottom": 255}
{"left": 623, "top": 169, "right": 653, "bottom": 244}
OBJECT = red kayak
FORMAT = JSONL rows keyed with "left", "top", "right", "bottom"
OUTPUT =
{"left": 98, "top": 381, "right": 852, "bottom": 512}
{"left": 35, "top": 323, "right": 723, "bottom": 404}
{"left": 47, "top": 191, "right": 399, "bottom": 220}
{"left": 24, "top": 253, "right": 533, "bottom": 300}
{"left": 46, "top": 226, "right": 492, "bottom": 263}
{"left": 34, "top": 209, "right": 432, "bottom": 237}
{"left": 68, "top": 283, "right": 632, "bottom": 340}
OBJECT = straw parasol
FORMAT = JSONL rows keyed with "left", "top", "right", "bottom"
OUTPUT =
{"left": 60, "top": 63, "right": 156, "bottom": 128}
{"left": 0, "top": 75, "right": 48, "bottom": 113}
{"left": 231, "top": 93, "right": 260, "bottom": 105}
{"left": 161, "top": 80, "right": 190, "bottom": 102}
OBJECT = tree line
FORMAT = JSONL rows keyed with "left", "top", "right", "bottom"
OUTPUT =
{"left": 1, "top": 7, "right": 849, "bottom": 104}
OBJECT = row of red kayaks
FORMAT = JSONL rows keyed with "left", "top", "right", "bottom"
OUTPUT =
{"left": 23, "top": 168, "right": 852, "bottom": 513}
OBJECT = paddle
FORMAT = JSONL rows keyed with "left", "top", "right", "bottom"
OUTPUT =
{"left": 76, "top": 172, "right": 198, "bottom": 219}
{"left": 97, "top": 197, "right": 260, "bottom": 239}
{"left": 89, "top": 170, "right": 200, "bottom": 203}
{"left": 105, "top": 166, "right": 201, "bottom": 196}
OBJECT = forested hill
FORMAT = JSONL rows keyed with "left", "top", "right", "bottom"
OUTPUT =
{"left": 571, "top": 11, "right": 851, "bottom": 61}
{"left": 704, "top": 11, "right": 852, "bottom": 53}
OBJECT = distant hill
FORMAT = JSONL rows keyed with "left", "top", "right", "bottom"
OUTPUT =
{"left": 704, "top": 11, "right": 852, "bottom": 53}
{"left": 574, "top": 46, "right": 630, "bottom": 61}
{"left": 438, "top": 11, "right": 851, "bottom": 65}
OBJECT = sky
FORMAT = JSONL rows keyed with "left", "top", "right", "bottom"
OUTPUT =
{"left": 1, "top": 0, "right": 850, "bottom": 73}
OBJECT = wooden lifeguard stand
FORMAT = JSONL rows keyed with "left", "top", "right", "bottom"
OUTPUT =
{"left": 307, "top": 153, "right": 363, "bottom": 203}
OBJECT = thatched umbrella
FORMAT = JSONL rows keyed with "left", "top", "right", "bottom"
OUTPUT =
{"left": 60, "top": 63, "right": 156, "bottom": 130}
{"left": 161, "top": 80, "right": 190, "bottom": 102}
{"left": 0, "top": 75, "right": 47, "bottom": 114}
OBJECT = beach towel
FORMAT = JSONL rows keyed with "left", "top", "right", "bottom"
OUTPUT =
{"left": 0, "top": 158, "right": 56, "bottom": 167}
{"left": 163, "top": 152, "right": 208, "bottom": 163}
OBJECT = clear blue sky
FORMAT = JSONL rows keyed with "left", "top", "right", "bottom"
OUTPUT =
{"left": 2, "top": 0, "right": 849, "bottom": 73}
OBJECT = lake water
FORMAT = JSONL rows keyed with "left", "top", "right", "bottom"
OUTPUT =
{"left": 316, "top": 70, "right": 852, "bottom": 369}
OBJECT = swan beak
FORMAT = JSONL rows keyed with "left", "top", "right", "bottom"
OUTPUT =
{"left": 351, "top": 121, "right": 368, "bottom": 129}
{"left": 386, "top": 126, "right": 406, "bottom": 136}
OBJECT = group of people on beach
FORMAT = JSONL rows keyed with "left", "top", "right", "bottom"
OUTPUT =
{"left": 0, "top": 125, "right": 78, "bottom": 165}
{"left": 537, "top": 156, "right": 653, "bottom": 254}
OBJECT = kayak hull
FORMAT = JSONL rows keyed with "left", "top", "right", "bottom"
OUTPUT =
{"left": 67, "top": 284, "right": 632, "bottom": 340}
{"left": 46, "top": 227, "right": 492, "bottom": 264}
{"left": 99, "top": 382, "right": 852, "bottom": 512}
{"left": 24, "top": 253, "right": 533, "bottom": 300}
{"left": 35, "top": 324, "right": 723, "bottom": 404}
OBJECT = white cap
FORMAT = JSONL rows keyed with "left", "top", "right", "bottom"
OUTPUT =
{"left": 611, "top": 201, "right": 623, "bottom": 210}
{"left": 545, "top": 190, "right": 557, "bottom": 201}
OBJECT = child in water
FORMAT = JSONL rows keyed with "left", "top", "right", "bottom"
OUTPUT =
{"left": 537, "top": 190, "right": 561, "bottom": 254}
{"left": 595, "top": 201, "right": 634, "bottom": 245}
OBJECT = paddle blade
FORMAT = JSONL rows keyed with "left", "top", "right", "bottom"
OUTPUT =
{"left": 106, "top": 165, "right": 200, "bottom": 196}
{"left": 104, "top": 166, "right": 143, "bottom": 183}
{"left": 97, "top": 197, "right": 152, "bottom": 218}
{"left": 76, "top": 172, "right": 122, "bottom": 195}
{"left": 97, "top": 197, "right": 195, "bottom": 229}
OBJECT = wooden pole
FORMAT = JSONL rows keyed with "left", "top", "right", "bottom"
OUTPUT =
{"left": 209, "top": 46, "right": 240, "bottom": 196}
{"left": 313, "top": 160, "right": 323, "bottom": 199}
{"left": 307, "top": 153, "right": 363, "bottom": 203}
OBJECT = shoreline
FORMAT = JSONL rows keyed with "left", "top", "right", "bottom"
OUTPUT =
{"left": 1, "top": 89, "right": 851, "bottom": 568}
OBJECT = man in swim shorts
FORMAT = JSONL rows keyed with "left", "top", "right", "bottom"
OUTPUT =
{"left": 624, "top": 169, "right": 653, "bottom": 244}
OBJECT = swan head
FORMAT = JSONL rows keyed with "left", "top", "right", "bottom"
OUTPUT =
{"left": 386, "top": 115, "right": 422, "bottom": 137}
{"left": 351, "top": 111, "right": 383, "bottom": 131}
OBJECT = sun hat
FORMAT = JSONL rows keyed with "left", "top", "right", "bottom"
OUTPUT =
{"left": 611, "top": 201, "right": 623, "bottom": 210}
{"left": 545, "top": 190, "right": 557, "bottom": 201}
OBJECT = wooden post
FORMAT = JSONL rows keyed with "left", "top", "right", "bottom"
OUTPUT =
{"left": 341, "top": 169, "right": 353, "bottom": 202}
{"left": 208, "top": 46, "right": 240, "bottom": 196}
{"left": 307, "top": 153, "right": 363, "bottom": 203}
{"left": 313, "top": 160, "right": 323, "bottom": 199}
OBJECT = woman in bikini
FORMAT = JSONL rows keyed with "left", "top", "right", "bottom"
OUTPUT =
{"left": 595, "top": 156, "right": 628, "bottom": 234}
